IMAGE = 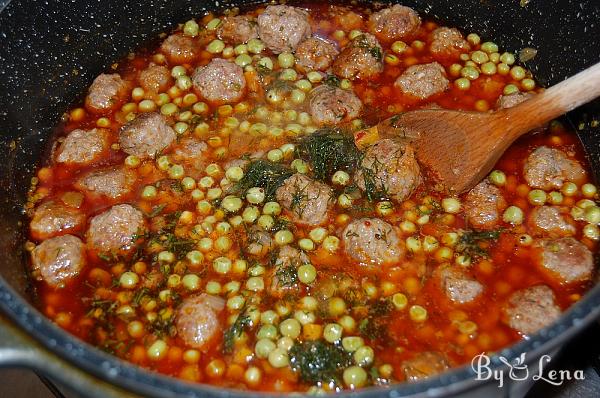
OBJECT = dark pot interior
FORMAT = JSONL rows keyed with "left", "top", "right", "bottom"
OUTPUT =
{"left": 1, "top": 0, "right": 599, "bottom": 397}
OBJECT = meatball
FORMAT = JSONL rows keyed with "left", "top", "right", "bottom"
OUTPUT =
{"left": 496, "top": 92, "right": 535, "bottom": 109}
{"left": 523, "top": 146, "right": 586, "bottom": 190}
{"left": 138, "top": 64, "right": 172, "bottom": 93}
{"left": 342, "top": 218, "right": 403, "bottom": 265}
{"left": 245, "top": 226, "right": 274, "bottom": 258}
{"left": 31, "top": 235, "right": 85, "bottom": 288}
{"left": 171, "top": 136, "right": 208, "bottom": 174}
{"left": 257, "top": 5, "right": 311, "bottom": 53}
{"left": 119, "top": 112, "right": 176, "bottom": 159}
{"left": 267, "top": 245, "right": 309, "bottom": 298}
{"left": 160, "top": 34, "right": 198, "bottom": 64}
{"left": 503, "top": 285, "right": 561, "bottom": 335}
{"left": 435, "top": 266, "right": 483, "bottom": 304}
{"left": 402, "top": 352, "right": 449, "bottom": 382}
{"left": 535, "top": 237, "right": 594, "bottom": 284}
{"left": 308, "top": 85, "right": 363, "bottom": 125}
{"left": 55, "top": 128, "right": 108, "bottom": 165}
{"left": 30, "top": 201, "right": 85, "bottom": 240}
{"left": 217, "top": 16, "right": 259, "bottom": 44}
{"left": 333, "top": 33, "right": 383, "bottom": 80}
{"left": 192, "top": 58, "right": 246, "bottom": 104}
{"left": 528, "top": 206, "right": 576, "bottom": 238}
{"left": 175, "top": 294, "right": 225, "bottom": 350}
{"left": 87, "top": 204, "right": 145, "bottom": 253}
{"left": 367, "top": 5, "right": 421, "bottom": 42}
{"left": 354, "top": 139, "right": 421, "bottom": 203}
{"left": 76, "top": 166, "right": 136, "bottom": 199}
{"left": 295, "top": 37, "right": 339, "bottom": 72}
{"left": 464, "top": 181, "right": 507, "bottom": 230}
{"left": 395, "top": 62, "right": 449, "bottom": 99}
{"left": 276, "top": 173, "right": 334, "bottom": 226}
{"left": 429, "top": 27, "right": 470, "bottom": 57}
{"left": 84, "top": 73, "right": 129, "bottom": 114}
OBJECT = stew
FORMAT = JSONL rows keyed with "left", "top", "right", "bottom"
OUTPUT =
{"left": 24, "top": 1, "right": 597, "bottom": 392}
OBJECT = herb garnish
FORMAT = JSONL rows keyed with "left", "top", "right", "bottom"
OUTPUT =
{"left": 289, "top": 340, "right": 352, "bottom": 384}
{"left": 223, "top": 310, "right": 252, "bottom": 353}
{"left": 456, "top": 229, "right": 502, "bottom": 260}
{"left": 233, "top": 159, "right": 293, "bottom": 200}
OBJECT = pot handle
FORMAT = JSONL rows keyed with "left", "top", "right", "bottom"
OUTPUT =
{"left": 0, "top": 313, "right": 139, "bottom": 398}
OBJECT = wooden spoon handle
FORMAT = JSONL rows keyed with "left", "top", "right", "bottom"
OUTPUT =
{"left": 498, "top": 61, "right": 600, "bottom": 139}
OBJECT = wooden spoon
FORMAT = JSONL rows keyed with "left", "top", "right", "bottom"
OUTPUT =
{"left": 378, "top": 62, "right": 600, "bottom": 194}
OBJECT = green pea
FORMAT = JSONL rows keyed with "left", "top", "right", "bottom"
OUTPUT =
{"left": 246, "top": 276, "right": 264, "bottom": 292}
{"left": 141, "top": 185, "right": 157, "bottom": 200}
{"left": 257, "top": 214, "right": 274, "bottom": 230}
{"left": 297, "top": 263, "right": 316, "bottom": 284}
{"left": 234, "top": 44, "right": 248, "bottom": 55}
{"left": 257, "top": 324, "right": 278, "bottom": 340}
{"left": 263, "top": 202, "right": 281, "bottom": 216}
{"left": 561, "top": 182, "right": 578, "bottom": 196}
{"left": 206, "top": 39, "right": 225, "bottom": 54}
{"left": 290, "top": 89, "right": 306, "bottom": 104}
{"left": 503, "top": 84, "right": 520, "bottom": 95}
{"left": 267, "top": 148, "right": 284, "bottom": 162}
{"left": 502, "top": 206, "right": 524, "bottom": 224}
{"left": 255, "top": 338, "right": 276, "bottom": 359}
{"left": 213, "top": 257, "right": 232, "bottom": 274}
{"left": 460, "top": 66, "right": 480, "bottom": 81}
{"left": 488, "top": 170, "right": 506, "bottom": 186}
{"left": 246, "top": 187, "right": 266, "bottom": 204}
{"left": 247, "top": 38, "right": 265, "bottom": 54}
{"left": 323, "top": 323, "right": 343, "bottom": 343}
{"left": 168, "top": 164, "right": 184, "bottom": 179}
{"left": 500, "top": 52, "right": 516, "bottom": 65}
{"left": 221, "top": 195, "right": 243, "bottom": 212}
{"left": 481, "top": 62, "right": 497, "bottom": 75}
{"left": 176, "top": 76, "right": 192, "bottom": 90}
{"left": 521, "top": 78, "right": 536, "bottom": 91}
{"left": 183, "top": 20, "right": 199, "bottom": 37}
{"left": 497, "top": 63, "right": 511, "bottom": 75}
{"left": 354, "top": 346, "right": 375, "bottom": 367}
{"left": 257, "top": 56, "right": 273, "bottom": 70}
{"left": 235, "top": 54, "right": 252, "bottom": 67}
{"left": 391, "top": 40, "right": 408, "bottom": 54}
{"left": 583, "top": 224, "right": 600, "bottom": 240}
{"left": 277, "top": 52, "right": 295, "bottom": 68}
{"left": 279, "top": 68, "right": 297, "bottom": 81}
{"left": 342, "top": 336, "right": 364, "bottom": 352}
{"left": 307, "top": 71, "right": 323, "bottom": 83}
{"left": 454, "top": 77, "right": 471, "bottom": 90}
{"left": 470, "top": 50, "right": 489, "bottom": 64}
{"left": 279, "top": 318, "right": 301, "bottom": 339}
{"left": 466, "top": 33, "right": 480, "bottom": 46}
{"left": 481, "top": 41, "right": 499, "bottom": 54}
{"left": 528, "top": 189, "right": 547, "bottom": 206}
{"left": 298, "top": 238, "right": 315, "bottom": 252}
{"left": 343, "top": 366, "right": 367, "bottom": 388}
{"left": 309, "top": 227, "right": 328, "bottom": 243}
{"left": 160, "top": 102, "right": 178, "bottom": 116}
{"left": 584, "top": 206, "right": 600, "bottom": 224}
{"left": 206, "top": 18, "right": 221, "bottom": 30}
{"left": 510, "top": 66, "right": 526, "bottom": 81}
{"left": 274, "top": 230, "right": 294, "bottom": 245}
{"left": 322, "top": 236, "right": 340, "bottom": 252}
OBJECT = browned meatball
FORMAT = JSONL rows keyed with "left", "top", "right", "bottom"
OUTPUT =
{"left": 429, "top": 27, "right": 470, "bottom": 57}
{"left": 528, "top": 206, "right": 576, "bottom": 238}
{"left": 503, "top": 285, "right": 561, "bottom": 335}
{"left": 333, "top": 33, "right": 383, "bottom": 80}
{"left": 257, "top": 5, "right": 311, "bottom": 53}
{"left": 192, "top": 58, "right": 246, "bottom": 104}
{"left": 55, "top": 128, "right": 108, "bottom": 165}
{"left": 464, "top": 181, "right": 507, "bottom": 230}
{"left": 276, "top": 173, "right": 333, "bottom": 226}
{"left": 295, "top": 37, "right": 339, "bottom": 72}
{"left": 402, "top": 352, "right": 449, "bottom": 382}
{"left": 496, "top": 92, "right": 535, "bottom": 109}
{"left": 523, "top": 146, "right": 586, "bottom": 190}
{"left": 175, "top": 293, "right": 225, "bottom": 350}
{"left": 535, "top": 237, "right": 594, "bottom": 284}
{"left": 342, "top": 218, "right": 403, "bottom": 265}
{"left": 308, "top": 85, "right": 362, "bottom": 125}
{"left": 435, "top": 266, "right": 483, "bottom": 304}
{"left": 367, "top": 4, "right": 421, "bottom": 42}
{"left": 138, "top": 64, "right": 172, "bottom": 93}
{"left": 76, "top": 166, "right": 136, "bottom": 199}
{"left": 267, "top": 245, "right": 309, "bottom": 298}
{"left": 31, "top": 235, "right": 85, "bottom": 288}
{"left": 395, "top": 62, "right": 449, "bottom": 99}
{"left": 87, "top": 204, "right": 145, "bottom": 253}
{"left": 84, "top": 73, "right": 129, "bottom": 114}
{"left": 217, "top": 16, "right": 259, "bottom": 44}
{"left": 119, "top": 112, "right": 176, "bottom": 159}
{"left": 30, "top": 201, "right": 85, "bottom": 240}
{"left": 160, "top": 34, "right": 198, "bottom": 64}
{"left": 354, "top": 139, "right": 421, "bottom": 203}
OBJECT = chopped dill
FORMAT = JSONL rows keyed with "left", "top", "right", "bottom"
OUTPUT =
{"left": 296, "top": 128, "right": 362, "bottom": 181}
{"left": 324, "top": 74, "right": 341, "bottom": 87}
{"left": 223, "top": 310, "right": 252, "bottom": 353}
{"left": 233, "top": 159, "right": 293, "bottom": 200}
{"left": 456, "top": 229, "right": 502, "bottom": 260}
{"left": 275, "top": 264, "right": 298, "bottom": 287}
{"left": 289, "top": 340, "right": 352, "bottom": 384}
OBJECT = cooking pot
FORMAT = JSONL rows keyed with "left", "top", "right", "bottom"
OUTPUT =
{"left": 1, "top": 0, "right": 599, "bottom": 397}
